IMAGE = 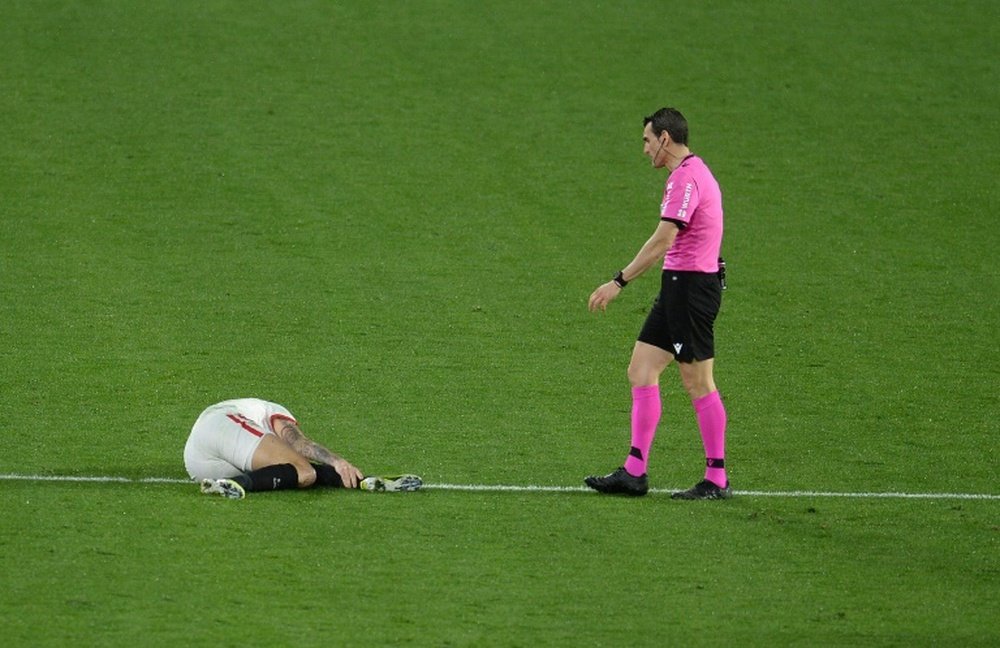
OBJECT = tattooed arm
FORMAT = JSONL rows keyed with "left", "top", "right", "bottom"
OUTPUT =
{"left": 273, "top": 418, "right": 364, "bottom": 488}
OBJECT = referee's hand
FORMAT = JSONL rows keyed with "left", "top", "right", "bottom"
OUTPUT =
{"left": 588, "top": 281, "right": 621, "bottom": 312}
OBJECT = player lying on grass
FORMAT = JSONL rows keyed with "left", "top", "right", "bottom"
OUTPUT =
{"left": 184, "top": 398, "right": 421, "bottom": 499}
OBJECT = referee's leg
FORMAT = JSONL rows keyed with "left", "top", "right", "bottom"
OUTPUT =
{"left": 627, "top": 341, "right": 673, "bottom": 387}
{"left": 621, "top": 342, "right": 673, "bottom": 478}
{"left": 678, "top": 359, "right": 729, "bottom": 491}
{"left": 677, "top": 358, "right": 717, "bottom": 400}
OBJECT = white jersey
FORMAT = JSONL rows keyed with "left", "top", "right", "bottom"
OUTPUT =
{"left": 197, "top": 398, "right": 297, "bottom": 436}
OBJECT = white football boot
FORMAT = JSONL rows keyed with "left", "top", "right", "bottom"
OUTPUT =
{"left": 359, "top": 475, "right": 423, "bottom": 492}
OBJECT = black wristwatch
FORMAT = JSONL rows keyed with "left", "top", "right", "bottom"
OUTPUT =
{"left": 613, "top": 271, "right": 628, "bottom": 288}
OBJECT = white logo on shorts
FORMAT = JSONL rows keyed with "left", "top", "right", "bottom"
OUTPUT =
{"left": 673, "top": 343, "right": 683, "bottom": 354}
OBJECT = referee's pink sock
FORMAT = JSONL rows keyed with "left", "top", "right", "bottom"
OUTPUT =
{"left": 694, "top": 391, "right": 728, "bottom": 487}
{"left": 624, "top": 385, "right": 661, "bottom": 477}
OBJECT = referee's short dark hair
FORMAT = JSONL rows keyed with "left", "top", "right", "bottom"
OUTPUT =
{"left": 644, "top": 107, "right": 689, "bottom": 145}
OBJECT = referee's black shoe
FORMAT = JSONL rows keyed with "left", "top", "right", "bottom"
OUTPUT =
{"left": 670, "top": 479, "right": 732, "bottom": 500}
{"left": 584, "top": 467, "right": 648, "bottom": 496}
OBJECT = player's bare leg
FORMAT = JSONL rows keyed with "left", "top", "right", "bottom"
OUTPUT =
{"left": 251, "top": 435, "right": 317, "bottom": 487}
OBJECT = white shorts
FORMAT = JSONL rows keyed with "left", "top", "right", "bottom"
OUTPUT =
{"left": 183, "top": 403, "right": 270, "bottom": 480}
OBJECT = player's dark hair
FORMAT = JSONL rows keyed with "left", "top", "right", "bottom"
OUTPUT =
{"left": 644, "top": 107, "right": 689, "bottom": 145}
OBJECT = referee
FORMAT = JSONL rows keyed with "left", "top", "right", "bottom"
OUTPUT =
{"left": 585, "top": 107, "right": 731, "bottom": 499}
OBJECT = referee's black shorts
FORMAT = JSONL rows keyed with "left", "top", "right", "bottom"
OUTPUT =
{"left": 637, "top": 270, "right": 722, "bottom": 363}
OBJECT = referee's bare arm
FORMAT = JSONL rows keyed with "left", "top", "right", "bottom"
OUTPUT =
{"left": 588, "top": 221, "right": 679, "bottom": 312}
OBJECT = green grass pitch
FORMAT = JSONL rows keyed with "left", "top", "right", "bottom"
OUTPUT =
{"left": 1, "top": 1, "right": 997, "bottom": 645}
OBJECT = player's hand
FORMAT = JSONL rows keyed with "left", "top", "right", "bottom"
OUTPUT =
{"left": 588, "top": 281, "right": 622, "bottom": 312}
{"left": 331, "top": 458, "right": 364, "bottom": 489}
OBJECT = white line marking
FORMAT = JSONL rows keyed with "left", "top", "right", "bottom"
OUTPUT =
{"left": 1, "top": 474, "right": 997, "bottom": 500}
{"left": 0, "top": 474, "right": 190, "bottom": 484}
{"left": 426, "top": 483, "right": 1000, "bottom": 500}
